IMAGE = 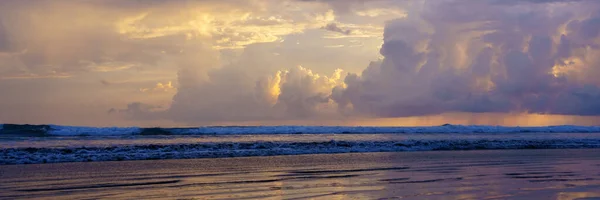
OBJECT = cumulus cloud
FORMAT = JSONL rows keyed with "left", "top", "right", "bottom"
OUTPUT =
{"left": 155, "top": 44, "right": 345, "bottom": 123}
{"left": 272, "top": 66, "right": 344, "bottom": 118}
{"left": 332, "top": 0, "right": 600, "bottom": 117}
{"left": 5, "top": 0, "right": 600, "bottom": 126}
{"left": 117, "top": 0, "right": 600, "bottom": 125}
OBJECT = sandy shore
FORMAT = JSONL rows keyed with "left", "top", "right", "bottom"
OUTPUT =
{"left": 1, "top": 149, "right": 600, "bottom": 199}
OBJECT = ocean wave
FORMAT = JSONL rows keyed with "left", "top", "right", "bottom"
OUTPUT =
{"left": 3, "top": 124, "right": 600, "bottom": 136}
{"left": 2, "top": 138, "right": 600, "bottom": 165}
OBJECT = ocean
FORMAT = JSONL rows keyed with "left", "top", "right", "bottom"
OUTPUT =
{"left": 2, "top": 124, "right": 600, "bottom": 165}
{"left": 2, "top": 124, "right": 600, "bottom": 199}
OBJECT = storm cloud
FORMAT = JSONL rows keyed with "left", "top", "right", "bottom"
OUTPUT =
{"left": 332, "top": 0, "right": 600, "bottom": 117}
{"left": 118, "top": 0, "right": 600, "bottom": 123}
{"left": 3, "top": 0, "right": 600, "bottom": 126}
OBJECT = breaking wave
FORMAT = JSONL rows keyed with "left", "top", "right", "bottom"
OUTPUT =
{"left": 2, "top": 138, "right": 600, "bottom": 165}
{"left": 3, "top": 123, "right": 600, "bottom": 165}
{"left": 3, "top": 124, "right": 600, "bottom": 136}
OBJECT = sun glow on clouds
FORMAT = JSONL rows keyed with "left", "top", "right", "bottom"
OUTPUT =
{"left": 2, "top": 0, "right": 600, "bottom": 126}
{"left": 140, "top": 81, "right": 174, "bottom": 93}
{"left": 0, "top": 73, "right": 72, "bottom": 80}
{"left": 355, "top": 8, "right": 407, "bottom": 18}
{"left": 552, "top": 57, "right": 581, "bottom": 77}
{"left": 116, "top": 5, "right": 336, "bottom": 50}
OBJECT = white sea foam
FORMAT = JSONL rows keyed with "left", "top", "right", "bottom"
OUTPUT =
{"left": 2, "top": 138, "right": 600, "bottom": 165}
{"left": 48, "top": 125, "right": 141, "bottom": 136}
{"left": 3, "top": 124, "right": 600, "bottom": 165}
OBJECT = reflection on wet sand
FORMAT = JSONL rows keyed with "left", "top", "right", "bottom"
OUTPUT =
{"left": 1, "top": 149, "right": 599, "bottom": 199}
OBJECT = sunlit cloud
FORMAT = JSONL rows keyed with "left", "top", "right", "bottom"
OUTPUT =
{"left": 140, "top": 81, "right": 175, "bottom": 93}
{"left": 82, "top": 61, "right": 139, "bottom": 72}
{"left": 0, "top": 73, "right": 71, "bottom": 80}
{"left": 2, "top": 0, "right": 600, "bottom": 126}
{"left": 116, "top": 4, "right": 337, "bottom": 50}
{"left": 332, "top": 0, "right": 600, "bottom": 117}
{"left": 355, "top": 8, "right": 407, "bottom": 18}
{"left": 324, "top": 45, "right": 346, "bottom": 48}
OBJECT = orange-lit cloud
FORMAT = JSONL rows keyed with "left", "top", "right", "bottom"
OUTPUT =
{"left": 2, "top": 0, "right": 600, "bottom": 126}
{"left": 140, "top": 81, "right": 175, "bottom": 93}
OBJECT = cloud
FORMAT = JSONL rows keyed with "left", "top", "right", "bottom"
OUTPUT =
{"left": 0, "top": 0, "right": 337, "bottom": 79}
{"left": 355, "top": 8, "right": 407, "bottom": 18}
{"left": 322, "top": 23, "right": 353, "bottom": 35}
{"left": 0, "top": 0, "right": 168, "bottom": 79}
{"left": 321, "top": 24, "right": 384, "bottom": 39}
{"left": 0, "top": 73, "right": 71, "bottom": 80}
{"left": 100, "top": 80, "right": 111, "bottom": 86}
{"left": 109, "top": 102, "right": 163, "bottom": 121}
{"left": 332, "top": 0, "right": 600, "bottom": 117}
{"left": 296, "top": 0, "right": 385, "bottom": 14}
{"left": 2, "top": 0, "right": 387, "bottom": 126}
{"left": 0, "top": 20, "right": 9, "bottom": 52}
{"left": 166, "top": 56, "right": 343, "bottom": 122}
{"left": 272, "top": 66, "right": 344, "bottom": 118}
{"left": 115, "top": 41, "right": 345, "bottom": 123}
{"left": 325, "top": 45, "right": 346, "bottom": 48}
{"left": 117, "top": 0, "right": 600, "bottom": 125}
{"left": 84, "top": 61, "right": 138, "bottom": 73}
{"left": 6, "top": 0, "right": 600, "bottom": 126}
{"left": 140, "top": 81, "right": 174, "bottom": 93}
{"left": 489, "top": 0, "right": 588, "bottom": 5}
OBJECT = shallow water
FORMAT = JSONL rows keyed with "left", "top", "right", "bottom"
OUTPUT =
{"left": 1, "top": 149, "right": 599, "bottom": 199}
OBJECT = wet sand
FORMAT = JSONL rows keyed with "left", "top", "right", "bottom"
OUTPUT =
{"left": 1, "top": 149, "right": 600, "bottom": 200}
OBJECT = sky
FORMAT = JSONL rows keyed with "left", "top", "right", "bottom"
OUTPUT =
{"left": 1, "top": 0, "right": 600, "bottom": 127}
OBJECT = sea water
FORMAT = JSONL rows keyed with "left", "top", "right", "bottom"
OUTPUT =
{"left": 2, "top": 124, "right": 600, "bottom": 164}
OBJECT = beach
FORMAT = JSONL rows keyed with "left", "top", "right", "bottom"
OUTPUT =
{"left": 3, "top": 0, "right": 600, "bottom": 199}
{"left": 2, "top": 149, "right": 599, "bottom": 199}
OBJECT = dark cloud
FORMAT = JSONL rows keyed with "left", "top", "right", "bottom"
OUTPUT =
{"left": 100, "top": 80, "right": 111, "bottom": 86}
{"left": 332, "top": 0, "right": 600, "bottom": 117}
{"left": 7, "top": 0, "right": 600, "bottom": 125}
{"left": 322, "top": 23, "right": 352, "bottom": 35}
